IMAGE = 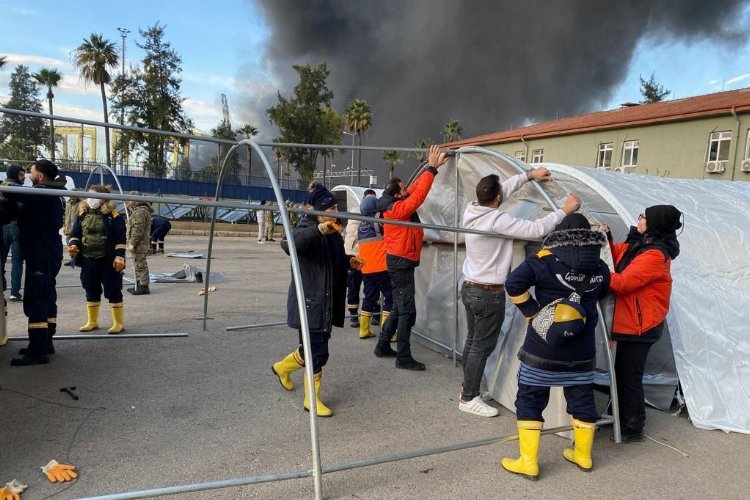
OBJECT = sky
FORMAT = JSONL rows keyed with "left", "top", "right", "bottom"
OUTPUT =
{"left": 3, "top": 0, "right": 750, "bottom": 171}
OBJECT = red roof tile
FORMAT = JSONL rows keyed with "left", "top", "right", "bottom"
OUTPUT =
{"left": 447, "top": 87, "right": 750, "bottom": 147}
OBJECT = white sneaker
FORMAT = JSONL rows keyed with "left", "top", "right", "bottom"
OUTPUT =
{"left": 257, "top": 240, "right": 265, "bottom": 245}
{"left": 458, "top": 396, "right": 499, "bottom": 417}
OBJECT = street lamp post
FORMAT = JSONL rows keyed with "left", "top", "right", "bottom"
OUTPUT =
{"left": 116, "top": 27, "right": 130, "bottom": 175}
{"left": 342, "top": 131, "right": 355, "bottom": 186}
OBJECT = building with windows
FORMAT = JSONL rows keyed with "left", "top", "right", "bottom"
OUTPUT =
{"left": 449, "top": 87, "right": 750, "bottom": 181}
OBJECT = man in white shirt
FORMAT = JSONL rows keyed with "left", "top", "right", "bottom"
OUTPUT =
{"left": 458, "top": 168, "right": 581, "bottom": 416}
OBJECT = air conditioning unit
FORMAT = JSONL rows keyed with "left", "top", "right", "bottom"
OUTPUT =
{"left": 705, "top": 161, "right": 725, "bottom": 173}
{"left": 741, "top": 159, "right": 750, "bottom": 172}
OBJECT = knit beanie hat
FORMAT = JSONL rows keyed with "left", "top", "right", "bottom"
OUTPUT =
{"left": 5, "top": 164, "right": 23, "bottom": 184}
{"left": 309, "top": 184, "right": 337, "bottom": 211}
{"left": 645, "top": 205, "right": 682, "bottom": 233}
{"left": 555, "top": 213, "right": 591, "bottom": 231}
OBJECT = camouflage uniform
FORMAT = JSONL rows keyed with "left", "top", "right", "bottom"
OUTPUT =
{"left": 127, "top": 202, "right": 152, "bottom": 287}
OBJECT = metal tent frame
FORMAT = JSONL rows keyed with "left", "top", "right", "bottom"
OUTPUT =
{"left": 0, "top": 107, "right": 622, "bottom": 500}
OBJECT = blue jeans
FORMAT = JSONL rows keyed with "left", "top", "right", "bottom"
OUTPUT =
{"left": 1, "top": 224, "right": 23, "bottom": 296}
{"left": 461, "top": 283, "right": 506, "bottom": 400}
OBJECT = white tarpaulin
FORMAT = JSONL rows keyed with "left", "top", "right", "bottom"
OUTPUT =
{"left": 335, "top": 149, "right": 749, "bottom": 433}
{"left": 408, "top": 147, "right": 750, "bottom": 434}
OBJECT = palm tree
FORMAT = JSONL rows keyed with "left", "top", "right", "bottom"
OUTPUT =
{"left": 412, "top": 138, "right": 434, "bottom": 163}
{"left": 73, "top": 33, "right": 119, "bottom": 167}
{"left": 382, "top": 150, "right": 402, "bottom": 180}
{"left": 33, "top": 68, "right": 62, "bottom": 162}
{"left": 344, "top": 98, "right": 372, "bottom": 186}
{"left": 236, "top": 124, "right": 258, "bottom": 185}
{"left": 442, "top": 118, "right": 463, "bottom": 142}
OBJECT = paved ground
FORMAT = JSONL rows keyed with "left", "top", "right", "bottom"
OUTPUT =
{"left": 1, "top": 235, "right": 748, "bottom": 500}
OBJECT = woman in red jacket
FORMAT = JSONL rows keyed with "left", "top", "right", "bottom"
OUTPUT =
{"left": 602, "top": 205, "right": 682, "bottom": 442}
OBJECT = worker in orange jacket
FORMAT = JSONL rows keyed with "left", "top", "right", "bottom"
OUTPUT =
{"left": 373, "top": 145, "right": 448, "bottom": 370}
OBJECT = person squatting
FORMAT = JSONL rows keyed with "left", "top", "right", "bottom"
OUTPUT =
{"left": 268, "top": 151, "right": 682, "bottom": 479}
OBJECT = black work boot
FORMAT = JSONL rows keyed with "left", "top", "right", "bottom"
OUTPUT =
{"left": 348, "top": 307, "right": 359, "bottom": 327}
{"left": 128, "top": 284, "right": 151, "bottom": 295}
{"left": 395, "top": 356, "right": 426, "bottom": 371}
{"left": 157, "top": 243, "right": 165, "bottom": 254}
{"left": 374, "top": 339, "right": 397, "bottom": 357}
{"left": 395, "top": 344, "right": 425, "bottom": 371}
{"left": 11, "top": 354, "right": 50, "bottom": 366}
{"left": 149, "top": 242, "right": 157, "bottom": 255}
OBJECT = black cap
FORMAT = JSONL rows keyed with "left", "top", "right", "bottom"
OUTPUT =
{"left": 33, "top": 159, "right": 59, "bottom": 180}
{"left": 645, "top": 205, "right": 682, "bottom": 233}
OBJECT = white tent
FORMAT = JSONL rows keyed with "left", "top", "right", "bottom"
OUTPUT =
{"left": 335, "top": 147, "right": 750, "bottom": 434}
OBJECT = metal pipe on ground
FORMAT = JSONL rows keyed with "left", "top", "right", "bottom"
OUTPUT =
{"left": 6, "top": 334, "right": 188, "bottom": 340}
{"left": 72, "top": 425, "right": 578, "bottom": 500}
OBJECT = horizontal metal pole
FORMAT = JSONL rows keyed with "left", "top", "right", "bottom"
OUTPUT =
{"left": 73, "top": 469, "right": 311, "bottom": 500}
{"left": 6, "top": 333, "right": 188, "bottom": 340}
{"left": 74, "top": 426, "right": 572, "bottom": 500}
{"left": 0, "top": 107, "right": 425, "bottom": 152}
{"left": 0, "top": 185, "right": 517, "bottom": 238}
{"left": 225, "top": 321, "right": 287, "bottom": 331}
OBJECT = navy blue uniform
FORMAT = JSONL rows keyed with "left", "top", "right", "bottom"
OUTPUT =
{"left": 5, "top": 183, "right": 64, "bottom": 356}
{"left": 69, "top": 205, "right": 127, "bottom": 303}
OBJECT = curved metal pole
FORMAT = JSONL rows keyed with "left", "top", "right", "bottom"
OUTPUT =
{"left": 202, "top": 143, "right": 239, "bottom": 330}
{"left": 205, "top": 139, "right": 324, "bottom": 500}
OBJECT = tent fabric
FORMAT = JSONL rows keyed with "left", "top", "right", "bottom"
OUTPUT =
{"left": 408, "top": 147, "right": 749, "bottom": 434}
{"left": 150, "top": 263, "right": 224, "bottom": 284}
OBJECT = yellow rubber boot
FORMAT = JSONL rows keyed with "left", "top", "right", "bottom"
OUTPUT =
{"left": 563, "top": 419, "right": 596, "bottom": 471}
{"left": 0, "top": 310, "right": 8, "bottom": 346}
{"left": 303, "top": 372, "right": 333, "bottom": 417}
{"left": 79, "top": 302, "right": 101, "bottom": 332}
{"left": 108, "top": 303, "right": 124, "bottom": 334}
{"left": 359, "top": 312, "right": 376, "bottom": 339}
{"left": 380, "top": 311, "right": 396, "bottom": 342}
{"left": 501, "top": 420, "right": 543, "bottom": 480}
{"left": 272, "top": 349, "right": 304, "bottom": 391}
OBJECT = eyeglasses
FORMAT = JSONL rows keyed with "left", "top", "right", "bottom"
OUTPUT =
{"left": 638, "top": 213, "right": 646, "bottom": 221}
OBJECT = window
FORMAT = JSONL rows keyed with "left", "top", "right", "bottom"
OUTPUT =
{"left": 596, "top": 143, "right": 613, "bottom": 168}
{"left": 708, "top": 131, "right": 732, "bottom": 162}
{"left": 744, "top": 129, "right": 750, "bottom": 159}
{"left": 622, "top": 140, "right": 639, "bottom": 167}
{"left": 514, "top": 150, "right": 526, "bottom": 162}
{"left": 531, "top": 149, "right": 544, "bottom": 163}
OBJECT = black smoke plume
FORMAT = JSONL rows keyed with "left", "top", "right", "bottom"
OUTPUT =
{"left": 248, "top": 0, "right": 748, "bottom": 161}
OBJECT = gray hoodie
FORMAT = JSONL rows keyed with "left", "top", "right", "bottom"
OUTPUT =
{"left": 462, "top": 173, "right": 565, "bottom": 285}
